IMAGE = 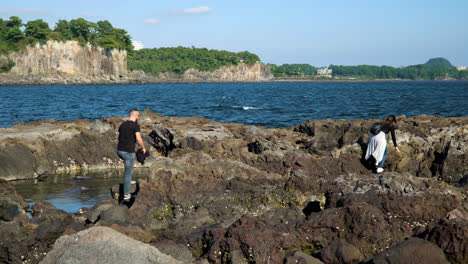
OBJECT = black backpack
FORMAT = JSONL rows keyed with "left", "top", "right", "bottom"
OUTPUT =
{"left": 370, "top": 122, "right": 382, "bottom": 135}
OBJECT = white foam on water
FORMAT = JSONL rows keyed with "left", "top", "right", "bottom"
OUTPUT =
{"left": 232, "top": 105, "right": 262, "bottom": 110}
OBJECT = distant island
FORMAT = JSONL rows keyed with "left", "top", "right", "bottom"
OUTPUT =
{"left": 0, "top": 16, "right": 467, "bottom": 83}
{"left": 269, "top": 58, "right": 468, "bottom": 80}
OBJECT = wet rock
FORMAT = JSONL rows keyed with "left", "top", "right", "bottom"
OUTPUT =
{"left": 285, "top": 251, "right": 324, "bottom": 264}
{"left": 0, "top": 179, "right": 28, "bottom": 208}
{"left": 0, "top": 199, "right": 26, "bottom": 222}
{"left": 247, "top": 140, "right": 265, "bottom": 154}
{"left": 366, "top": 237, "right": 449, "bottom": 264}
{"left": 40, "top": 226, "right": 183, "bottom": 264}
{"left": 149, "top": 126, "right": 176, "bottom": 156}
{"left": 31, "top": 201, "right": 57, "bottom": 217}
{"left": 319, "top": 240, "right": 363, "bottom": 264}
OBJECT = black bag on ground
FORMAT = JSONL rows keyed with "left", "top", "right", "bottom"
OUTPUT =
{"left": 370, "top": 122, "right": 382, "bottom": 135}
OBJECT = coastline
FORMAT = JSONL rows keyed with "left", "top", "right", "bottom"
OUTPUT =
{"left": 1, "top": 112, "right": 466, "bottom": 263}
{"left": 1, "top": 76, "right": 467, "bottom": 86}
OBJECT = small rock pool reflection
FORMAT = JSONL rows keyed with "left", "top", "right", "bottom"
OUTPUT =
{"left": 11, "top": 169, "right": 148, "bottom": 213}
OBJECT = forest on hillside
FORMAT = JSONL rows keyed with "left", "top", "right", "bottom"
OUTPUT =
{"left": 128, "top": 47, "right": 260, "bottom": 75}
{"left": 269, "top": 58, "right": 468, "bottom": 80}
{"left": 0, "top": 16, "right": 132, "bottom": 55}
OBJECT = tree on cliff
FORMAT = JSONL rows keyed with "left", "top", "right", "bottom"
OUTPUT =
{"left": 5, "top": 16, "right": 22, "bottom": 28}
{"left": 24, "top": 19, "right": 51, "bottom": 41}
{"left": 69, "top": 18, "right": 94, "bottom": 43}
{"left": 269, "top": 64, "right": 317, "bottom": 77}
{"left": 0, "top": 17, "right": 133, "bottom": 57}
{"left": 0, "top": 17, "right": 26, "bottom": 54}
{"left": 128, "top": 46, "right": 260, "bottom": 76}
{"left": 53, "top": 20, "right": 73, "bottom": 40}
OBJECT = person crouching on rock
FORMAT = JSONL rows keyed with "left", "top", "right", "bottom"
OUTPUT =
{"left": 365, "top": 115, "right": 400, "bottom": 173}
{"left": 117, "top": 109, "right": 147, "bottom": 201}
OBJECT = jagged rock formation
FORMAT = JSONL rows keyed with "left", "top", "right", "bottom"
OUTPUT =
{"left": 158, "top": 62, "right": 273, "bottom": 82}
{"left": 0, "top": 40, "right": 128, "bottom": 84}
{"left": 0, "top": 113, "right": 465, "bottom": 183}
{"left": 0, "top": 41, "right": 273, "bottom": 84}
{"left": 7, "top": 41, "right": 127, "bottom": 76}
{"left": 0, "top": 113, "right": 466, "bottom": 263}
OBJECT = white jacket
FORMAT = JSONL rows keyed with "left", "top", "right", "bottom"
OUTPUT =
{"left": 365, "top": 132, "right": 387, "bottom": 165}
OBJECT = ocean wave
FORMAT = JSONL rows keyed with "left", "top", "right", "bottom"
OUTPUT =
{"left": 233, "top": 106, "right": 262, "bottom": 110}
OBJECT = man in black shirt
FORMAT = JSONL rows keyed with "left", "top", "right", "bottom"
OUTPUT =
{"left": 117, "top": 109, "right": 147, "bottom": 201}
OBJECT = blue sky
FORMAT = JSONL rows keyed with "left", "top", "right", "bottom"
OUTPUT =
{"left": 1, "top": 0, "right": 467, "bottom": 66}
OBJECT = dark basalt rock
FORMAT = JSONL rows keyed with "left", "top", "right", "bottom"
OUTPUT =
{"left": 365, "top": 237, "right": 449, "bottom": 264}
{"left": 319, "top": 240, "right": 363, "bottom": 264}
{"left": 153, "top": 240, "right": 194, "bottom": 263}
{"left": 0, "top": 179, "right": 28, "bottom": 208}
{"left": 149, "top": 126, "right": 176, "bottom": 157}
{"left": 285, "top": 250, "right": 324, "bottom": 264}
{"left": 0, "top": 199, "right": 26, "bottom": 222}
{"left": 0, "top": 113, "right": 466, "bottom": 263}
{"left": 31, "top": 201, "right": 57, "bottom": 217}
{"left": 424, "top": 208, "right": 468, "bottom": 264}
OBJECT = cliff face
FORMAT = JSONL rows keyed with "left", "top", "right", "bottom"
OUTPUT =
{"left": 0, "top": 41, "right": 272, "bottom": 84}
{"left": 6, "top": 40, "right": 127, "bottom": 76}
{"left": 0, "top": 40, "right": 128, "bottom": 84}
{"left": 158, "top": 62, "right": 273, "bottom": 82}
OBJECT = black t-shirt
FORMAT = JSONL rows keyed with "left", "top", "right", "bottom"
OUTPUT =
{"left": 117, "top": 120, "right": 141, "bottom": 153}
{"left": 381, "top": 124, "right": 398, "bottom": 147}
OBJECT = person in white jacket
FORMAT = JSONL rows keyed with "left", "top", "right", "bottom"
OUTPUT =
{"left": 365, "top": 115, "right": 400, "bottom": 173}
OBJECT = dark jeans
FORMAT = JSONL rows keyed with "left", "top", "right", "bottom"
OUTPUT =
{"left": 377, "top": 146, "right": 388, "bottom": 168}
{"left": 117, "top": 150, "right": 135, "bottom": 196}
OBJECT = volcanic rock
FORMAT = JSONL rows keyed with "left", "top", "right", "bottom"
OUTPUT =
{"left": 40, "top": 226, "right": 183, "bottom": 264}
{"left": 365, "top": 237, "right": 449, "bottom": 264}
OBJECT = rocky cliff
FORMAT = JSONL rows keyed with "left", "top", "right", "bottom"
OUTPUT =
{"left": 158, "top": 62, "right": 273, "bottom": 82}
{"left": 0, "top": 113, "right": 467, "bottom": 263}
{"left": 0, "top": 41, "right": 273, "bottom": 84}
{"left": 0, "top": 40, "right": 128, "bottom": 84}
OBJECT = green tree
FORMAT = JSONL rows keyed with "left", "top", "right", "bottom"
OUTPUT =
{"left": 6, "top": 16, "right": 22, "bottom": 28}
{"left": 24, "top": 19, "right": 51, "bottom": 40}
{"left": 69, "top": 18, "right": 93, "bottom": 42}
{"left": 6, "top": 27, "right": 24, "bottom": 42}
{"left": 54, "top": 19, "right": 73, "bottom": 39}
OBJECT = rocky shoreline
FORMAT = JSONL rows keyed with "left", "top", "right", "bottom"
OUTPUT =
{"left": 0, "top": 113, "right": 466, "bottom": 263}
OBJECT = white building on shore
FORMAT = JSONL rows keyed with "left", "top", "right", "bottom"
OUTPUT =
{"left": 456, "top": 66, "right": 467, "bottom": 71}
{"left": 132, "top": 41, "right": 144, "bottom": 51}
{"left": 317, "top": 67, "right": 333, "bottom": 77}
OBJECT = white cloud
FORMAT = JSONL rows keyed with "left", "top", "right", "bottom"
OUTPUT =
{"left": 170, "top": 6, "right": 213, "bottom": 15}
{"left": 144, "top": 18, "right": 160, "bottom": 24}
{"left": 0, "top": 8, "right": 48, "bottom": 15}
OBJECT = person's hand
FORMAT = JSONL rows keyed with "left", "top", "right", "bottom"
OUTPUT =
{"left": 142, "top": 148, "right": 147, "bottom": 154}
{"left": 395, "top": 147, "right": 400, "bottom": 153}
